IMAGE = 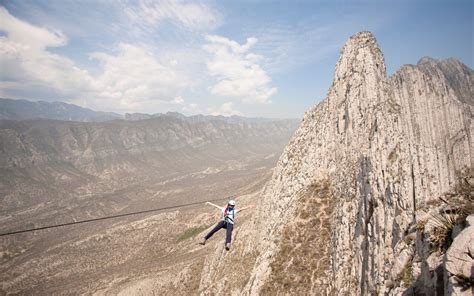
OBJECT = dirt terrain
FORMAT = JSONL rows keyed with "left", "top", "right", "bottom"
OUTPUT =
{"left": 0, "top": 114, "right": 297, "bottom": 295}
{"left": 0, "top": 161, "right": 266, "bottom": 295}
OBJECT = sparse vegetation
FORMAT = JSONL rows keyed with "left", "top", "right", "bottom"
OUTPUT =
{"left": 177, "top": 224, "right": 212, "bottom": 242}
{"left": 261, "top": 180, "right": 335, "bottom": 295}
{"left": 416, "top": 219, "right": 428, "bottom": 233}
{"left": 429, "top": 212, "right": 459, "bottom": 253}
{"left": 420, "top": 167, "right": 474, "bottom": 253}
{"left": 451, "top": 167, "right": 474, "bottom": 219}
{"left": 399, "top": 260, "right": 414, "bottom": 288}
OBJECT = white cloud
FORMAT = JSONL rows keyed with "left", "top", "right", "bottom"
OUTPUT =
{"left": 173, "top": 96, "right": 184, "bottom": 104}
{"left": 0, "top": 7, "right": 193, "bottom": 113}
{"left": 88, "top": 43, "right": 190, "bottom": 111}
{"left": 0, "top": 6, "right": 66, "bottom": 49}
{"left": 124, "top": 0, "right": 220, "bottom": 31}
{"left": 204, "top": 34, "right": 277, "bottom": 104}
{"left": 208, "top": 102, "right": 243, "bottom": 116}
{"left": 0, "top": 6, "right": 93, "bottom": 94}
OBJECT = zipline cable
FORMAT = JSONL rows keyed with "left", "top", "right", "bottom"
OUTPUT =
{"left": 0, "top": 196, "right": 236, "bottom": 237}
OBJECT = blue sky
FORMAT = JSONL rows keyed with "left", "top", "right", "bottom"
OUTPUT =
{"left": 0, "top": 0, "right": 472, "bottom": 118}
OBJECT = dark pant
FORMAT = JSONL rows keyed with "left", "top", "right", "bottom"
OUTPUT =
{"left": 204, "top": 220, "right": 233, "bottom": 244}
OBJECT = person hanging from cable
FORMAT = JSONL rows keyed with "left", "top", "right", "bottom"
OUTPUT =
{"left": 199, "top": 199, "right": 254, "bottom": 250}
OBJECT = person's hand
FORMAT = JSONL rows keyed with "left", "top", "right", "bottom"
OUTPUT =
{"left": 247, "top": 204, "right": 256, "bottom": 209}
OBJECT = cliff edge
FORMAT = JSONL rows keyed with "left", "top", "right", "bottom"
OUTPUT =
{"left": 199, "top": 32, "right": 473, "bottom": 295}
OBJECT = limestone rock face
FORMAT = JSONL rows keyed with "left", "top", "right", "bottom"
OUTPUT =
{"left": 198, "top": 32, "right": 473, "bottom": 295}
{"left": 445, "top": 215, "right": 474, "bottom": 295}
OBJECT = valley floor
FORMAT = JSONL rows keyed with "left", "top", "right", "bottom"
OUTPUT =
{"left": 0, "top": 159, "right": 269, "bottom": 295}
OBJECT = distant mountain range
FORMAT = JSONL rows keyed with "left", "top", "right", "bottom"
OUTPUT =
{"left": 0, "top": 98, "right": 294, "bottom": 123}
{"left": 0, "top": 106, "right": 299, "bottom": 234}
{"left": 124, "top": 111, "right": 286, "bottom": 124}
{"left": 0, "top": 98, "right": 122, "bottom": 122}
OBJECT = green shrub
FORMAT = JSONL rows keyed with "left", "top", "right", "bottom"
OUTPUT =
{"left": 424, "top": 167, "right": 474, "bottom": 253}
{"left": 452, "top": 167, "right": 474, "bottom": 220}
{"left": 176, "top": 224, "right": 211, "bottom": 242}
{"left": 429, "top": 212, "right": 459, "bottom": 253}
{"left": 400, "top": 260, "right": 413, "bottom": 288}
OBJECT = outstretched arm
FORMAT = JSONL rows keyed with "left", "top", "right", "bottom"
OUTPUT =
{"left": 205, "top": 201, "right": 224, "bottom": 210}
{"left": 238, "top": 204, "right": 255, "bottom": 213}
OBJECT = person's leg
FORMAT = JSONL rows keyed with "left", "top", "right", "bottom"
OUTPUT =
{"left": 204, "top": 220, "right": 225, "bottom": 240}
{"left": 225, "top": 223, "right": 234, "bottom": 245}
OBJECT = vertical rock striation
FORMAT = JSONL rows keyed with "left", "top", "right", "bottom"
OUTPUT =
{"left": 199, "top": 32, "right": 473, "bottom": 295}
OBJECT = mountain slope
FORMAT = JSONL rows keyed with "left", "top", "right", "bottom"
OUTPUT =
{"left": 199, "top": 32, "right": 473, "bottom": 295}
{"left": 0, "top": 115, "right": 299, "bottom": 234}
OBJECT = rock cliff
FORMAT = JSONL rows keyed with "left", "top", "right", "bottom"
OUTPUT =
{"left": 199, "top": 32, "right": 473, "bottom": 295}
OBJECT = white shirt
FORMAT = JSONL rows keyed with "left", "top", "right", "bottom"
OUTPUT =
{"left": 221, "top": 207, "right": 238, "bottom": 224}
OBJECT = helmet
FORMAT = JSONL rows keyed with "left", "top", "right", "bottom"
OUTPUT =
{"left": 228, "top": 200, "right": 236, "bottom": 206}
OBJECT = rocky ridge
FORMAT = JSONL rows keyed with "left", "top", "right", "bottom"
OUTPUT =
{"left": 199, "top": 32, "right": 473, "bottom": 295}
{"left": 0, "top": 98, "right": 122, "bottom": 122}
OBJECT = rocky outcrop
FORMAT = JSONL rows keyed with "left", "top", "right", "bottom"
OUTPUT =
{"left": 199, "top": 32, "right": 473, "bottom": 295}
{"left": 445, "top": 214, "right": 474, "bottom": 295}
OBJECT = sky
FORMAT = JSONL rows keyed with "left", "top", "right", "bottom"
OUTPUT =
{"left": 0, "top": 0, "right": 472, "bottom": 118}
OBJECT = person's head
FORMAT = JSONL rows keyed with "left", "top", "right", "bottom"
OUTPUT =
{"left": 228, "top": 200, "right": 236, "bottom": 208}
